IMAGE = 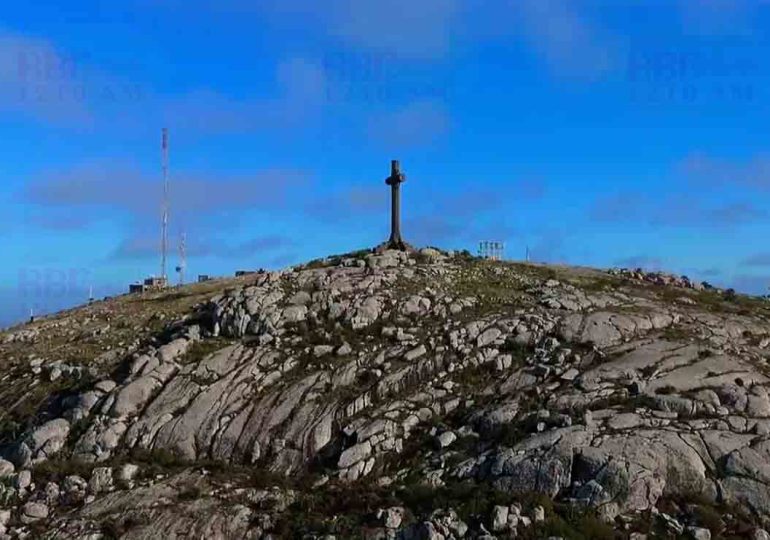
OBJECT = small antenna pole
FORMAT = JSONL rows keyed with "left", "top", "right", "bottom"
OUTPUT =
{"left": 177, "top": 232, "right": 187, "bottom": 286}
{"left": 161, "top": 128, "right": 170, "bottom": 284}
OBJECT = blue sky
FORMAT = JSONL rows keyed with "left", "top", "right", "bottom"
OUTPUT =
{"left": 2, "top": 0, "right": 770, "bottom": 326}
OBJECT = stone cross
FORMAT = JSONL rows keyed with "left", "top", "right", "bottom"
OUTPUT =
{"left": 385, "top": 160, "right": 407, "bottom": 250}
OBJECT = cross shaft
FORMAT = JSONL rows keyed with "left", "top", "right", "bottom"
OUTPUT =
{"left": 385, "top": 160, "right": 406, "bottom": 249}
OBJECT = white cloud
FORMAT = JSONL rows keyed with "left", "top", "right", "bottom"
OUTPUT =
{"left": 613, "top": 255, "right": 664, "bottom": 270}
{"left": 161, "top": 57, "right": 326, "bottom": 135}
{"left": 326, "top": 0, "right": 459, "bottom": 60}
{"left": 367, "top": 100, "right": 450, "bottom": 149}
{"left": 0, "top": 30, "right": 92, "bottom": 124}
{"left": 678, "top": 152, "right": 770, "bottom": 190}
{"left": 22, "top": 161, "right": 309, "bottom": 226}
{"left": 677, "top": 0, "right": 757, "bottom": 36}
{"left": 110, "top": 233, "right": 294, "bottom": 260}
{"left": 514, "top": 0, "right": 617, "bottom": 81}
{"left": 590, "top": 190, "right": 768, "bottom": 227}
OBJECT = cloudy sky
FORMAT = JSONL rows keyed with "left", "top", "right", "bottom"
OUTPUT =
{"left": 2, "top": 0, "right": 770, "bottom": 326}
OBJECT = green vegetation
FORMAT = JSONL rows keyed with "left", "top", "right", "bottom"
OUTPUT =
{"left": 499, "top": 339, "right": 535, "bottom": 363}
{"left": 652, "top": 492, "right": 761, "bottom": 539}
{"left": 0, "top": 372, "right": 95, "bottom": 447}
{"left": 0, "top": 476, "right": 18, "bottom": 506}
{"left": 656, "top": 283, "right": 770, "bottom": 316}
{"left": 272, "top": 479, "right": 400, "bottom": 537}
{"left": 305, "top": 248, "right": 373, "bottom": 269}
{"left": 655, "top": 385, "right": 678, "bottom": 395}
{"left": 178, "top": 337, "right": 233, "bottom": 365}
{"left": 579, "top": 277, "right": 621, "bottom": 293}
{"left": 398, "top": 481, "right": 518, "bottom": 521}
{"left": 521, "top": 509, "right": 617, "bottom": 540}
{"left": 273, "top": 477, "right": 621, "bottom": 540}
{"left": 7, "top": 249, "right": 770, "bottom": 538}
{"left": 661, "top": 325, "right": 692, "bottom": 342}
{"left": 101, "top": 516, "right": 150, "bottom": 539}
{"left": 454, "top": 249, "right": 477, "bottom": 263}
{"left": 65, "top": 418, "right": 92, "bottom": 448}
{"left": 451, "top": 264, "right": 528, "bottom": 309}
{"left": 485, "top": 415, "right": 544, "bottom": 448}
{"left": 452, "top": 361, "right": 500, "bottom": 392}
{"left": 32, "top": 457, "right": 96, "bottom": 484}
{"left": 177, "top": 483, "right": 206, "bottom": 501}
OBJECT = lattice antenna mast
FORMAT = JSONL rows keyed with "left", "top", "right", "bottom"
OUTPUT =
{"left": 160, "top": 128, "right": 169, "bottom": 282}
{"left": 177, "top": 232, "right": 186, "bottom": 286}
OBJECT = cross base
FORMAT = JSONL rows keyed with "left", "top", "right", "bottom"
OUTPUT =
{"left": 374, "top": 239, "right": 416, "bottom": 254}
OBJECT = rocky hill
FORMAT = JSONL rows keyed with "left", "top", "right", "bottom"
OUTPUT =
{"left": 1, "top": 248, "right": 770, "bottom": 539}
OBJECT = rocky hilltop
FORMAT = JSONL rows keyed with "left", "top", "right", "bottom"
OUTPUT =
{"left": 1, "top": 248, "right": 770, "bottom": 539}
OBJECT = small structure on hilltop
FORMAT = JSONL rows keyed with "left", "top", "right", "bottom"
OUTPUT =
{"left": 376, "top": 160, "right": 415, "bottom": 253}
{"left": 235, "top": 269, "right": 266, "bottom": 277}
{"left": 129, "top": 276, "right": 168, "bottom": 294}
{"left": 478, "top": 241, "right": 505, "bottom": 261}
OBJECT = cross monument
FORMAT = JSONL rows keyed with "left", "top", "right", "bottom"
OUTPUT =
{"left": 385, "top": 160, "right": 409, "bottom": 250}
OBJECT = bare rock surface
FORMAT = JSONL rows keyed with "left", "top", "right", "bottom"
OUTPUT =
{"left": 1, "top": 249, "right": 770, "bottom": 537}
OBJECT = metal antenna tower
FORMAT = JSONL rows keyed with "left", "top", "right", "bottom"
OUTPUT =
{"left": 176, "top": 232, "right": 186, "bottom": 286}
{"left": 160, "top": 128, "right": 170, "bottom": 283}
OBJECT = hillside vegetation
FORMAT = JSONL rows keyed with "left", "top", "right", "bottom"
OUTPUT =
{"left": 0, "top": 248, "right": 769, "bottom": 539}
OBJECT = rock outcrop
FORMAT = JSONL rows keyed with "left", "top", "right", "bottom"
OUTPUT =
{"left": 1, "top": 247, "right": 770, "bottom": 538}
